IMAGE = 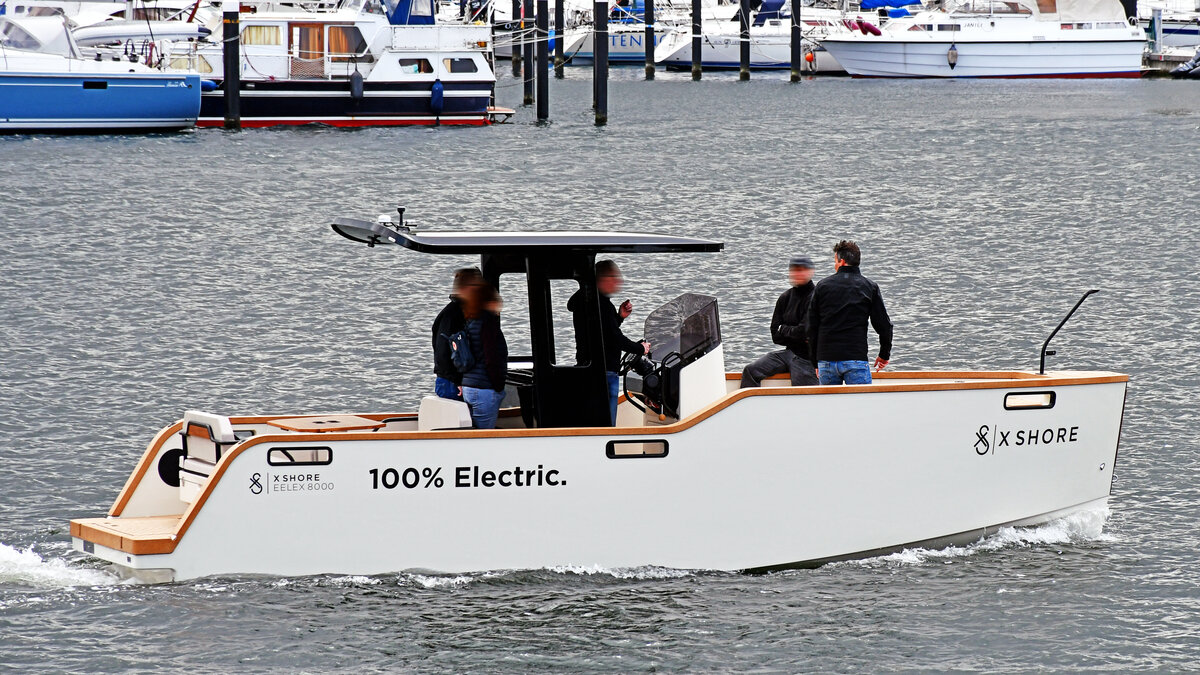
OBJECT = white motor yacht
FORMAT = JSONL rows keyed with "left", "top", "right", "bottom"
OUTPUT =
{"left": 69, "top": 212, "right": 1129, "bottom": 581}
{"left": 821, "top": 0, "right": 1146, "bottom": 77}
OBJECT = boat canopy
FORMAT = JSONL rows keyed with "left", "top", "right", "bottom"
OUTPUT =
{"left": 383, "top": 0, "right": 436, "bottom": 25}
{"left": 0, "top": 15, "right": 78, "bottom": 57}
{"left": 858, "top": 0, "right": 921, "bottom": 9}
{"left": 332, "top": 217, "right": 722, "bottom": 428}
{"left": 951, "top": 0, "right": 1128, "bottom": 21}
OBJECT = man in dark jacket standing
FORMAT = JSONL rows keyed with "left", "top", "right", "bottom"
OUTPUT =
{"left": 741, "top": 255, "right": 819, "bottom": 388}
{"left": 806, "top": 240, "right": 893, "bottom": 385}
{"left": 567, "top": 260, "right": 650, "bottom": 425}
{"left": 431, "top": 267, "right": 483, "bottom": 400}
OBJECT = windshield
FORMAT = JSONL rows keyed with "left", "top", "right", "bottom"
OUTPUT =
{"left": 643, "top": 293, "right": 721, "bottom": 363}
{"left": 0, "top": 20, "right": 42, "bottom": 50}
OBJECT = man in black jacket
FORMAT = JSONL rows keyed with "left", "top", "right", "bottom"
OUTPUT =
{"left": 567, "top": 260, "right": 650, "bottom": 425}
{"left": 431, "top": 267, "right": 483, "bottom": 400}
{"left": 740, "top": 255, "right": 819, "bottom": 387}
{"left": 806, "top": 240, "right": 893, "bottom": 385}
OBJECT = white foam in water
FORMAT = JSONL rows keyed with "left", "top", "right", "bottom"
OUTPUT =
{"left": 839, "top": 505, "right": 1113, "bottom": 568}
{"left": 547, "top": 564, "right": 696, "bottom": 580}
{"left": 0, "top": 542, "right": 120, "bottom": 587}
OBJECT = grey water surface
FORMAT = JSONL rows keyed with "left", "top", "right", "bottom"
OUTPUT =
{"left": 2, "top": 69, "right": 1199, "bottom": 672}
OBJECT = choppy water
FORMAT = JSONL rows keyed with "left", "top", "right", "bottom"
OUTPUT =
{"left": 2, "top": 69, "right": 1199, "bottom": 671}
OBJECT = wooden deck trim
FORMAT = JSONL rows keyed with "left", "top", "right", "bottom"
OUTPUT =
{"left": 70, "top": 517, "right": 179, "bottom": 555}
{"left": 83, "top": 370, "right": 1128, "bottom": 557}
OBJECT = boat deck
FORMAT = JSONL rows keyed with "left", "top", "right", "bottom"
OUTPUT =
{"left": 71, "top": 516, "right": 180, "bottom": 555}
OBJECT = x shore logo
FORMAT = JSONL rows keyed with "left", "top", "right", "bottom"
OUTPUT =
{"left": 974, "top": 424, "right": 1080, "bottom": 455}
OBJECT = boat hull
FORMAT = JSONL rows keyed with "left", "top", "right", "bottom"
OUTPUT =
{"left": 821, "top": 37, "right": 1146, "bottom": 78}
{"left": 196, "top": 80, "right": 495, "bottom": 127}
{"left": 0, "top": 71, "right": 201, "bottom": 131}
{"left": 70, "top": 372, "right": 1127, "bottom": 580}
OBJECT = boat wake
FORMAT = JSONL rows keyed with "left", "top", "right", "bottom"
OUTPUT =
{"left": 0, "top": 543, "right": 120, "bottom": 588}
{"left": 837, "top": 505, "right": 1114, "bottom": 568}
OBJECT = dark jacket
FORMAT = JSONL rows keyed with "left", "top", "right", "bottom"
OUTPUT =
{"left": 806, "top": 266, "right": 893, "bottom": 363}
{"left": 461, "top": 310, "right": 508, "bottom": 391}
{"left": 771, "top": 281, "right": 815, "bottom": 359}
{"left": 567, "top": 289, "right": 645, "bottom": 372}
{"left": 432, "top": 297, "right": 465, "bottom": 384}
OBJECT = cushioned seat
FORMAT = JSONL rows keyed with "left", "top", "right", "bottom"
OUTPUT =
{"left": 418, "top": 396, "right": 472, "bottom": 431}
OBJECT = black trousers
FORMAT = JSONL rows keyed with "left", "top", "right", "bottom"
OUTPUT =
{"left": 740, "top": 349, "right": 819, "bottom": 387}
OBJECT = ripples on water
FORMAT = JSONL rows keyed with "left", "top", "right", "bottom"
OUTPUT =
{"left": 1, "top": 71, "right": 1199, "bottom": 671}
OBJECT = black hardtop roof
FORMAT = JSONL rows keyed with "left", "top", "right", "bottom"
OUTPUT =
{"left": 330, "top": 218, "right": 724, "bottom": 254}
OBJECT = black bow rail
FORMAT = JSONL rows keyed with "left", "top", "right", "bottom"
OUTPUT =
{"left": 1040, "top": 289, "right": 1099, "bottom": 375}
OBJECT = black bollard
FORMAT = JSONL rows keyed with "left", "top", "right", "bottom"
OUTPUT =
{"left": 738, "top": 0, "right": 749, "bottom": 81}
{"left": 222, "top": 10, "right": 240, "bottom": 130}
{"left": 644, "top": 0, "right": 654, "bottom": 79}
{"left": 554, "top": 0, "right": 564, "bottom": 77}
{"left": 511, "top": 0, "right": 521, "bottom": 77}
{"left": 691, "top": 0, "right": 701, "bottom": 80}
{"left": 537, "top": 0, "right": 548, "bottom": 120}
{"left": 593, "top": 0, "right": 607, "bottom": 125}
{"left": 523, "top": 0, "right": 534, "bottom": 105}
{"left": 790, "top": 0, "right": 801, "bottom": 82}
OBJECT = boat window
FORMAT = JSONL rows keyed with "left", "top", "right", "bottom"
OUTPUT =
{"left": 398, "top": 57, "right": 433, "bottom": 73}
{"left": 410, "top": 0, "right": 433, "bottom": 17}
{"left": 606, "top": 439, "right": 668, "bottom": 458}
{"left": 329, "top": 25, "right": 368, "bottom": 61}
{"left": 1004, "top": 392, "right": 1056, "bottom": 410}
{"left": 242, "top": 25, "right": 283, "bottom": 46}
{"left": 443, "top": 57, "right": 479, "bottom": 73}
{"left": 549, "top": 279, "right": 580, "bottom": 365}
{"left": 268, "top": 447, "right": 333, "bottom": 466}
{"left": 27, "top": 6, "right": 64, "bottom": 16}
{"left": 936, "top": 24, "right": 961, "bottom": 31}
{"left": 498, "top": 275, "right": 533, "bottom": 361}
{"left": 0, "top": 21, "right": 41, "bottom": 50}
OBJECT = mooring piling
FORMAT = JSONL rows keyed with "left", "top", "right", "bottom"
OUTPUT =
{"left": 523, "top": 0, "right": 535, "bottom": 105}
{"left": 511, "top": 0, "right": 522, "bottom": 76}
{"left": 738, "top": 0, "right": 750, "bottom": 80}
{"left": 536, "top": 0, "right": 549, "bottom": 120}
{"left": 593, "top": 0, "right": 608, "bottom": 125}
{"left": 790, "top": 2, "right": 802, "bottom": 82}
{"left": 222, "top": 10, "right": 240, "bottom": 130}
{"left": 644, "top": 0, "right": 655, "bottom": 80}
{"left": 691, "top": 0, "right": 702, "bottom": 80}
{"left": 554, "top": 0, "right": 564, "bottom": 77}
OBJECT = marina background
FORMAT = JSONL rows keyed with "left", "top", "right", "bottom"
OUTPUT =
{"left": 2, "top": 70, "right": 1199, "bottom": 670}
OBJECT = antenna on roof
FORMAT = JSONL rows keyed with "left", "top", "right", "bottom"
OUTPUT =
{"left": 395, "top": 205, "right": 410, "bottom": 232}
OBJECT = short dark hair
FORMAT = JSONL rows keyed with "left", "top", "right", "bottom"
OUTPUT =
{"left": 595, "top": 259, "right": 621, "bottom": 278}
{"left": 833, "top": 240, "right": 861, "bottom": 267}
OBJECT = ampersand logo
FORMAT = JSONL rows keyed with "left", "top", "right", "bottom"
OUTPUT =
{"left": 250, "top": 472, "right": 263, "bottom": 494}
{"left": 975, "top": 425, "right": 990, "bottom": 455}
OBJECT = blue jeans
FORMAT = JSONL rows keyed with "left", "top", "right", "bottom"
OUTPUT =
{"left": 818, "top": 360, "right": 872, "bottom": 385}
{"left": 434, "top": 376, "right": 462, "bottom": 401}
{"left": 606, "top": 371, "right": 620, "bottom": 426}
{"left": 462, "top": 387, "right": 505, "bottom": 429}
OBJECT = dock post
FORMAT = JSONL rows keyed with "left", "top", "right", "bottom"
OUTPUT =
{"left": 554, "top": 0, "right": 564, "bottom": 77}
{"left": 511, "top": 0, "right": 522, "bottom": 77}
{"left": 537, "top": 0, "right": 548, "bottom": 120}
{"left": 691, "top": 0, "right": 701, "bottom": 80}
{"left": 790, "top": 1, "right": 801, "bottom": 82}
{"left": 738, "top": 0, "right": 749, "bottom": 80}
{"left": 594, "top": 0, "right": 608, "bottom": 125}
{"left": 523, "top": 0, "right": 535, "bottom": 105}
{"left": 1152, "top": 7, "right": 1163, "bottom": 53}
{"left": 222, "top": 10, "right": 240, "bottom": 130}
{"left": 644, "top": 0, "right": 655, "bottom": 79}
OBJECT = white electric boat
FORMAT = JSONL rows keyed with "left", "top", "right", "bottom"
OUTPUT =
{"left": 70, "top": 213, "right": 1128, "bottom": 581}
{"left": 821, "top": 0, "right": 1146, "bottom": 78}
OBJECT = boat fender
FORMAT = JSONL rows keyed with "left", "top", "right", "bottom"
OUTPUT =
{"left": 350, "top": 69, "right": 364, "bottom": 100}
{"left": 858, "top": 19, "right": 881, "bottom": 36}
{"left": 431, "top": 79, "right": 445, "bottom": 115}
{"left": 200, "top": 79, "right": 218, "bottom": 92}
{"left": 842, "top": 18, "right": 859, "bottom": 31}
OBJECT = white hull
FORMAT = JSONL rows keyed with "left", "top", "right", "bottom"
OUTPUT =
{"left": 72, "top": 371, "right": 1127, "bottom": 580}
{"left": 822, "top": 10, "right": 1146, "bottom": 78}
